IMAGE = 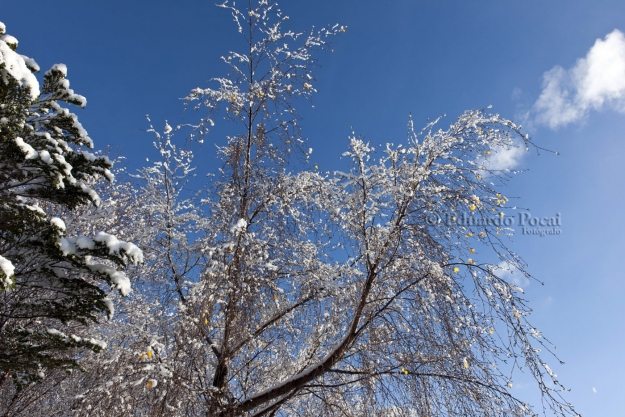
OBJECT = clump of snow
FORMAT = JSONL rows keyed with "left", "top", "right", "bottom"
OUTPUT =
{"left": 78, "top": 182, "right": 101, "bottom": 206}
{"left": 76, "top": 236, "right": 95, "bottom": 250}
{"left": 24, "top": 204, "right": 45, "bottom": 215}
{"left": 58, "top": 238, "right": 76, "bottom": 256}
{"left": 103, "top": 297, "right": 115, "bottom": 320}
{"left": 48, "top": 63, "right": 67, "bottom": 77}
{"left": 39, "top": 150, "right": 53, "bottom": 164}
{"left": 0, "top": 34, "right": 18, "bottom": 48}
{"left": 93, "top": 232, "right": 143, "bottom": 264}
{"left": 47, "top": 328, "right": 68, "bottom": 338}
{"left": 14, "top": 137, "right": 37, "bottom": 159}
{"left": 87, "top": 338, "right": 107, "bottom": 350}
{"left": 50, "top": 217, "right": 66, "bottom": 232}
{"left": 22, "top": 56, "right": 39, "bottom": 72}
{"left": 0, "top": 22, "right": 6, "bottom": 35}
{"left": 0, "top": 255, "right": 15, "bottom": 287}
{"left": 0, "top": 35, "right": 40, "bottom": 99}
{"left": 230, "top": 218, "right": 247, "bottom": 235}
{"left": 85, "top": 262, "right": 131, "bottom": 296}
{"left": 110, "top": 271, "right": 131, "bottom": 296}
{"left": 264, "top": 262, "right": 278, "bottom": 271}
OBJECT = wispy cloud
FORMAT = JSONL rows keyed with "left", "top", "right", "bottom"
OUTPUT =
{"left": 484, "top": 144, "right": 525, "bottom": 171}
{"left": 533, "top": 29, "right": 625, "bottom": 129}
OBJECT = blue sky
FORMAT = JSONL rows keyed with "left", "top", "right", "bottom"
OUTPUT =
{"left": 3, "top": 1, "right": 625, "bottom": 415}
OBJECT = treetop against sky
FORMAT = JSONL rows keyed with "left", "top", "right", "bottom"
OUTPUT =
{"left": 2, "top": 0, "right": 625, "bottom": 415}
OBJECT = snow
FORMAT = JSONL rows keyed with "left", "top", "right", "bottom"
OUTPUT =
{"left": 103, "top": 297, "right": 115, "bottom": 320}
{"left": 0, "top": 255, "right": 15, "bottom": 286}
{"left": 24, "top": 203, "right": 45, "bottom": 215}
{"left": 230, "top": 218, "right": 247, "bottom": 235}
{"left": 14, "top": 137, "right": 37, "bottom": 159}
{"left": 58, "top": 238, "right": 77, "bottom": 256}
{"left": 0, "top": 34, "right": 18, "bottom": 48}
{"left": 79, "top": 182, "right": 101, "bottom": 206}
{"left": 110, "top": 271, "right": 131, "bottom": 296}
{"left": 85, "top": 265, "right": 132, "bottom": 296}
{"left": 22, "top": 56, "right": 39, "bottom": 72}
{"left": 0, "top": 36, "right": 40, "bottom": 99}
{"left": 50, "top": 217, "right": 66, "bottom": 232}
{"left": 88, "top": 338, "right": 107, "bottom": 350}
{"left": 76, "top": 236, "right": 95, "bottom": 249}
{"left": 48, "top": 63, "right": 68, "bottom": 77}
{"left": 93, "top": 231, "right": 144, "bottom": 264}
{"left": 39, "top": 150, "right": 53, "bottom": 164}
{"left": 264, "top": 262, "right": 278, "bottom": 271}
{"left": 47, "top": 328, "right": 68, "bottom": 338}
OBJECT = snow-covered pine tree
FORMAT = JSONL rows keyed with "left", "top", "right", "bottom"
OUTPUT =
{"left": 0, "top": 123, "right": 207, "bottom": 417}
{"left": 0, "top": 22, "right": 142, "bottom": 388}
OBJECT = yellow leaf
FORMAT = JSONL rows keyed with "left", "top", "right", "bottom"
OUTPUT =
{"left": 273, "top": 295, "right": 277, "bottom": 301}
{"left": 468, "top": 232, "right": 473, "bottom": 237}
{"left": 467, "top": 259, "right": 473, "bottom": 265}
{"left": 401, "top": 367, "right": 409, "bottom": 375}
{"left": 463, "top": 357, "right": 469, "bottom": 369}
{"left": 140, "top": 353, "right": 147, "bottom": 359}
{"left": 204, "top": 318, "right": 208, "bottom": 325}
{"left": 453, "top": 267, "right": 459, "bottom": 274}
{"left": 469, "top": 204, "right": 476, "bottom": 211}
{"left": 470, "top": 248, "right": 475, "bottom": 254}
{"left": 490, "top": 328, "right": 495, "bottom": 334}
{"left": 147, "top": 350, "right": 153, "bottom": 359}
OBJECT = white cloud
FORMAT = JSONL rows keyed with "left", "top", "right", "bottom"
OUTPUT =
{"left": 592, "top": 386, "right": 597, "bottom": 394}
{"left": 485, "top": 144, "right": 526, "bottom": 171}
{"left": 533, "top": 29, "right": 625, "bottom": 129}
